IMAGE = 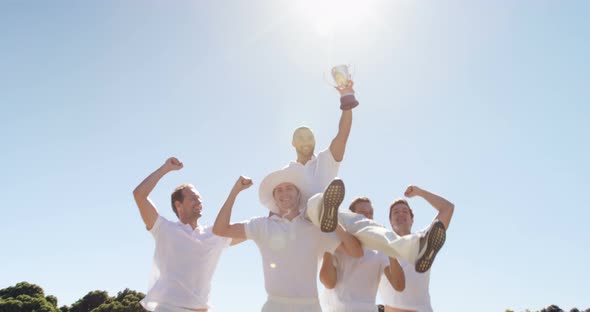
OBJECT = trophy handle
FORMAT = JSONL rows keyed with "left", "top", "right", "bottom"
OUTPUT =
{"left": 323, "top": 71, "right": 338, "bottom": 88}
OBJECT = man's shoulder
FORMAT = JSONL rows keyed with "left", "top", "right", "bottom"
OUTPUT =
{"left": 153, "top": 215, "right": 175, "bottom": 229}
{"left": 245, "top": 215, "right": 271, "bottom": 226}
{"left": 317, "top": 148, "right": 339, "bottom": 165}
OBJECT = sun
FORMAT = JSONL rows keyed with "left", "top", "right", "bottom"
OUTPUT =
{"left": 292, "top": 0, "right": 380, "bottom": 36}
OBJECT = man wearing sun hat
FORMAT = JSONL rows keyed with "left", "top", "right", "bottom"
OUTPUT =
{"left": 212, "top": 166, "right": 362, "bottom": 312}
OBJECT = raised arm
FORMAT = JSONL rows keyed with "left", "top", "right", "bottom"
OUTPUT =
{"left": 405, "top": 185, "right": 455, "bottom": 230}
{"left": 329, "top": 81, "right": 355, "bottom": 162}
{"left": 132, "top": 157, "right": 183, "bottom": 230}
{"left": 319, "top": 252, "right": 338, "bottom": 289}
{"left": 384, "top": 257, "right": 406, "bottom": 291}
{"left": 212, "top": 176, "right": 253, "bottom": 240}
{"left": 334, "top": 224, "right": 363, "bottom": 258}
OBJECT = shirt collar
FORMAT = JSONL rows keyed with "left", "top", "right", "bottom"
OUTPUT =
{"left": 269, "top": 214, "right": 303, "bottom": 223}
{"left": 289, "top": 154, "right": 317, "bottom": 167}
{"left": 175, "top": 221, "right": 200, "bottom": 233}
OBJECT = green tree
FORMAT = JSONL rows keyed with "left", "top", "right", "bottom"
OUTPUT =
{"left": 69, "top": 290, "right": 110, "bottom": 312}
{"left": 46, "top": 295, "right": 58, "bottom": 307}
{"left": 0, "top": 282, "right": 45, "bottom": 299}
{"left": 67, "top": 288, "right": 146, "bottom": 312}
{"left": 0, "top": 298, "right": 24, "bottom": 312}
{"left": 0, "top": 282, "right": 146, "bottom": 312}
{"left": 0, "top": 282, "right": 58, "bottom": 312}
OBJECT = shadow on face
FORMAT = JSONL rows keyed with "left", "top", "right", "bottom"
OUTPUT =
{"left": 292, "top": 127, "right": 316, "bottom": 156}
{"left": 272, "top": 182, "right": 301, "bottom": 214}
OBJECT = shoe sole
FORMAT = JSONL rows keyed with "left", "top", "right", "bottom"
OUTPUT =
{"left": 415, "top": 221, "right": 446, "bottom": 273}
{"left": 320, "top": 179, "right": 345, "bottom": 232}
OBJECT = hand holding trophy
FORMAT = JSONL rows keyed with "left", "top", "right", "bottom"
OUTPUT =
{"left": 330, "top": 64, "right": 359, "bottom": 110}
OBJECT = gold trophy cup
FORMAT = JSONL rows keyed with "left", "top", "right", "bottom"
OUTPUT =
{"left": 330, "top": 64, "right": 352, "bottom": 88}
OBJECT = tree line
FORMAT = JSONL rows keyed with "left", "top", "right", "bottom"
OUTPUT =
{"left": 1, "top": 281, "right": 587, "bottom": 312}
{"left": 0, "top": 282, "right": 145, "bottom": 312}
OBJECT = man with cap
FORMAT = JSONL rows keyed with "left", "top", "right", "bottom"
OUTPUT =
{"left": 212, "top": 167, "right": 363, "bottom": 312}
{"left": 289, "top": 80, "right": 446, "bottom": 274}
{"left": 133, "top": 157, "right": 245, "bottom": 312}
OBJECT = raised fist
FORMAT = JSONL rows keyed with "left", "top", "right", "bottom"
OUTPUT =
{"left": 233, "top": 176, "right": 253, "bottom": 192}
{"left": 163, "top": 157, "right": 184, "bottom": 172}
{"left": 335, "top": 80, "right": 355, "bottom": 96}
{"left": 404, "top": 185, "right": 422, "bottom": 198}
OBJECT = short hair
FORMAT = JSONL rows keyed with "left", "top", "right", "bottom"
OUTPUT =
{"left": 389, "top": 198, "right": 414, "bottom": 220}
{"left": 292, "top": 126, "right": 313, "bottom": 139}
{"left": 294, "top": 125, "right": 312, "bottom": 133}
{"left": 349, "top": 196, "right": 371, "bottom": 213}
{"left": 171, "top": 184, "right": 195, "bottom": 217}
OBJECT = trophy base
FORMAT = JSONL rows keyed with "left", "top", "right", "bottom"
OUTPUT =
{"left": 340, "top": 94, "right": 359, "bottom": 111}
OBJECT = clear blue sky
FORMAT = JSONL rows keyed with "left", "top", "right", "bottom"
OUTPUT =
{"left": 1, "top": 1, "right": 589, "bottom": 311}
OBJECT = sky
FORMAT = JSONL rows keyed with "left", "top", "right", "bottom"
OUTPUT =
{"left": 1, "top": 0, "right": 589, "bottom": 311}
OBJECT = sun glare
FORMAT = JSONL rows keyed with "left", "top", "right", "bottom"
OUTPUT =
{"left": 293, "top": 0, "right": 379, "bottom": 36}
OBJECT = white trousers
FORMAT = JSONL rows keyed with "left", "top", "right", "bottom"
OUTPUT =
{"left": 305, "top": 193, "right": 421, "bottom": 263}
{"left": 154, "top": 303, "right": 208, "bottom": 312}
{"left": 262, "top": 296, "right": 322, "bottom": 312}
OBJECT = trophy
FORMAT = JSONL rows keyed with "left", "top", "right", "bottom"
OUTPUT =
{"left": 331, "top": 64, "right": 352, "bottom": 89}
{"left": 329, "top": 64, "right": 358, "bottom": 110}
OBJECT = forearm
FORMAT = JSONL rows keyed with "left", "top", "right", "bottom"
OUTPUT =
{"left": 418, "top": 188, "right": 454, "bottom": 229}
{"left": 319, "top": 253, "right": 337, "bottom": 289}
{"left": 133, "top": 166, "right": 167, "bottom": 198}
{"left": 330, "top": 110, "right": 352, "bottom": 161}
{"left": 385, "top": 257, "right": 405, "bottom": 291}
{"left": 335, "top": 224, "right": 363, "bottom": 257}
{"left": 338, "top": 109, "right": 352, "bottom": 138}
{"left": 133, "top": 166, "right": 169, "bottom": 230}
{"left": 213, "top": 190, "right": 239, "bottom": 236}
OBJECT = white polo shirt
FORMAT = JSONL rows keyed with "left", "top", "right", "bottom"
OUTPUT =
{"left": 141, "top": 216, "right": 231, "bottom": 311}
{"left": 378, "top": 258, "right": 432, "bottom": 312}
{"left": 288, "top": 148, "right": 340, "bottom": 196}
{"left": 322, "top": 249, "right": 389, "bottom": 312}
{"left": 245, "top": 215, "right": 340, "bottom": 299}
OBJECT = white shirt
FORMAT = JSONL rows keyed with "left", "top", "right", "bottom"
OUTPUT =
{"left": 322, "top": 249, "right": 389, "bottom": 312}
{"left": 245, "top": 215, "right": 340, "bottom": 299}
{"left": 141, "top": 216, "right": 231, "bottom": 311}
{"left": 288, "top": 148, "right": 340, "bottom": 196}
{"left": 378, "top": 258, "right": 432, "bottom": 312}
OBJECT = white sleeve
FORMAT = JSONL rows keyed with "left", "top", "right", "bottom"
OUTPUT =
{"left": 244, "top": 216, "right": 267, "bottom": 243}
{"left": 380, "top": 253, "right": 390, "bottom": 272}
{"left": 149, "top": 215, "right": 170, "bottom": 238}
{"left": 209, "top": 228, "right": 232, "bottom": 248}
{"left": 316, "top": 148, "right": 341, "bottom": 189}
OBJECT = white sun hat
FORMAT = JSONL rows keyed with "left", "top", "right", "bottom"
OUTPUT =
{"left": 258, "top": 166, "right": 311, "bottom": 214}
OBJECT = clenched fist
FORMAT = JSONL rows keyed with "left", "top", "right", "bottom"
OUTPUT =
{"left": 404, "top": 185, "right": 423, "bottom": 198}
{"left": 163, "top": 157, "right": 184, "bottom": 172}
{"left": 335, "top": 80, "right": 355, "bottom": 96}
{"left": 233, "top": 176, "right": 253, "bottom": 193}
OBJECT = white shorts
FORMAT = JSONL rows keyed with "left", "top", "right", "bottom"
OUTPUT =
{"left": 154, "top": 303, "right": 207, "bottom": 312}
{"left": 261, "top": 296, "right": 322, "bottom": 312}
